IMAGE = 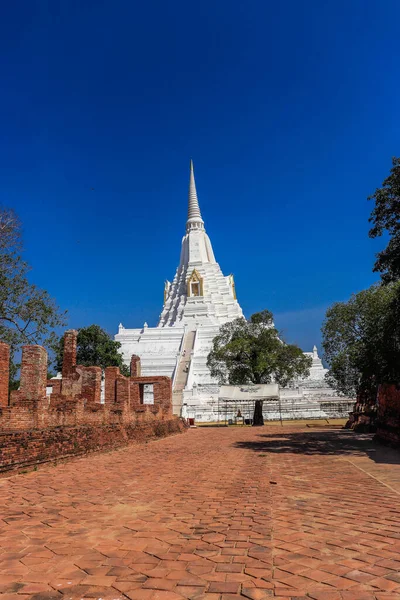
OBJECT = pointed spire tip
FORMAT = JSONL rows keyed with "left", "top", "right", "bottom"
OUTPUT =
{"left": 187, "top": 159, "right": 204, "bottom": 227}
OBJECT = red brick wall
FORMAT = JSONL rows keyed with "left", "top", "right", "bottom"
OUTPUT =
{"left": 0, "top": 402, "right": 41, "bottom": 430}
{"left": 376, "top": 384, "right": 400, "bottom": 446}
{"left": 130, "top": 379, "right": 141, "bottom": 408}
{"left": 46, "top": 379, "right": 62, "bottom": 395}
{"left": 79, "top": 366, "right": 102, "bottom": 403}
{"left": 116, "top": 375, "right": 130, "bottom": 406}
{"left": 0, "top": 337, "right": 179, "bottom": 468}
{"left": 131, "top": 377, "right": 172, "bottom": 414}
{"left": 57, "top": 330, "right": 101, "bottom": 402}
{"left": 18, "top": 345, "right": 47, "bottom": 402}
{"left": 62, "top": 329, "right": 77, "bottom": 377}
{"left": 104, "top": 367, "right": 119, "bottom": 405}
{"left": 0, "top": 342, "right": 9, "bottom": 408}
{"left": 130, "top": 354, "right": 141, "bottom": 377}
{"left": 130, "top": 376, "right": 172, "bottom": 415}
{"left": 0, "top": 417, "right": 186, "bottom": 475}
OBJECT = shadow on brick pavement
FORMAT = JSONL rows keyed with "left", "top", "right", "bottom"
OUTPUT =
{"left": 234, "top": 428, "right": 400, "bottom": 464}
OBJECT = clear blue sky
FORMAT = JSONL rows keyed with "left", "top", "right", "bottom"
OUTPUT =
{"left": 1, "top": 0, "right": 399, "bottom": 351}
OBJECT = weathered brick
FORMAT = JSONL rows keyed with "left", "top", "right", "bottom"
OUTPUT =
{"left": 130, "top": 376, "right": 173, "bottom": 416}
{"left": 0, "top": 341, "right": 10, "bottom": 407}
{"left": 116, "top": 374, "right": 130, "bottom": 406}
{"left": 20, "top": 345, "right": 48, "bottom": 401}
{"left": 79, "top": 366, "right": 102, "bottom": 403}
{"left": 130, "top": 354, "right": 141, "bottom": 377}
{"left": 0, "top": 418, "right": 185, "bottom": 474}
{"left": 104, "top": 367, "right": 119, "bottom": 405}
{"left": 376, "top": 384, "right": 400, "bottom": 446}
{"left": 0, "top": 336, "right": 178, "bottom": 473}
{"left": 62, "top": 329, "right": 77, "bottom": 377}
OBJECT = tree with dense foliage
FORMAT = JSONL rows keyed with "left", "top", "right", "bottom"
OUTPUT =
{"left": 0, "top": 207, "right": 66, "bottom": 383}
{"left": 322, "top": 282, "right": 400, "bottom": 400}
{"left": 54, "top": 324, "right": 130, "bottom": 376}
{"left": 207, "top": 310, "right": 312, "bottom": 424}
{"left": 369, "top": 156, "right": 400, "bottom": 283}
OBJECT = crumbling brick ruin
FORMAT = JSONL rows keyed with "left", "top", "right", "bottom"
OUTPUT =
{"left": 345, "top": 384, "right": 400, "bottom": 445}
{"left": 345, "top": 399, "right": 378, "bottom": 433}
{"left": 0, "top": 341, "right": 10, "bottom": 408}
{"left": 0, "top": 330, "right": 185, "bottom": 473}
{"left": 375, "top": 384, "right": 400, "bottom": 446}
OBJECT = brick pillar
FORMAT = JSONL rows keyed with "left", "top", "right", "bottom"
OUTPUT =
{"left": 104, "top": 367, "right": 119, "bottom": 405}
{"left": 62, "top": 330, "right": 77, "bottom": 378}
{"left": 20, "top": 345, "right": 48, "bottom": 401}
{"left": 130, "top": 354, "right": 141, "bottom": 377}
{"left": 80, "top": 367, "right": 102, "bottom": 403}
{"left": 129, "top": 380, "right": 141, "bottom": 408}
{"left": 116, "top": 376, "right": 130, "bottom": 406}
{"left": 154, "top": 377, "right": 173, "bottom": 415}
{"left": 0, "top": 342, "right": 10, "bottom": 407}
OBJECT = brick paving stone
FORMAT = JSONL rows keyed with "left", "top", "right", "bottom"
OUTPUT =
{"left": 151, "top": 592, "right": 187, "bottom": 600}
{"left": 28, "top": 594, "right": 63, "bottom": 600}
{"left": 124, "top": 590, "right": 154, "bottom": 600}
{"left": 189, "top": 595, "right": 220, "bottom": 600}
{"left": 112, "top": 581, "right": 143, "bottom": 593}
{"left": 143, "top": 578, "right": 177, "bottom": 590}
{"left": 340, "top": 593, "right": 376, "bottom": 600}
{"left": 17, "top": 584, "right": 53, "bottom": 594}
{"left": 176, "top": 576, "right": 207, "bottom": 587}
{"left": 82, "top": 576, "right": 117, "bottom": 586}
{"left": 307, "top": 592, "right": 342, "bottom": 600}
{"left": 369, "top": 576, "right": 400, "bottom": 591}
{"left": 241, "top": 589, "right": 273, "bottom": 599}
{"left": 208, "top": 582, "right": 240, "bottom": 594}
{"left": 0, "top": 596, "right": 26, "bottom": 600}
{"left": 1, "top": 426, "right": 400, "bottom": 599}
{"left": 175, "top": 585, "right": 207, "bottom": 598}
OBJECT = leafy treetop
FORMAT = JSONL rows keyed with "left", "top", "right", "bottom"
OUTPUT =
{"left": 322, "top": 282, "right": 400, "bottom": 399}
{"left": 369, "top": 156, "right": 400, "bottom": 283}
{"left": 54, "top": 324, "right": 130, "bottom": 377}
{"left": 0, "top": 207, "right": 66, "bottom": 379}
{"left": 207, "top": 310, "right": 311, "bottom": 387}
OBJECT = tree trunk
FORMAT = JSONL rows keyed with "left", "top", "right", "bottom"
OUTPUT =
{"left": 253, "top": 399, "right": 264, "bottom": 426}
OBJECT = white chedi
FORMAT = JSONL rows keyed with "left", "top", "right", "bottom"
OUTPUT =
{"left": 115, "top": 161, "right": 243, "bottom": 415}
{"left": 115, "top": 161, "right": 349, "bottom": 421}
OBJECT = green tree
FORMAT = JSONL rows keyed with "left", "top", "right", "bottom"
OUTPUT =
{"left": 322, "top": 282, "right": 400, "bottom": 400}
{"left": 207, "top": 310, "right": 312, "bottom": 424}
{"left": 369, "top": 156, "right": 400, "bottom": 283}
{"left": 0, "top": 207, "right": 66, "bottom": 385}
{"left": 54, "top": 324, "right": 130, "bottom": 376}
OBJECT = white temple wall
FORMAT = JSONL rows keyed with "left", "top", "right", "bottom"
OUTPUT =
{"left": 116, "top": 326, "right": 185, "bottom": 379}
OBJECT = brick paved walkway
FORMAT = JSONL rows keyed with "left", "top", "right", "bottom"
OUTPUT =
{"left": 1, "top": 426, "right": 400, "bottom": 600}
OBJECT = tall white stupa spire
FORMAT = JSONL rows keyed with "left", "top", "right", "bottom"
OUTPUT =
{"left": 187, "top": 160, "right": 204, "bottom": 231}
{"left": 116, "top": 159, "right": 244, "bottom": 416}
{"left": 156, "top": 160, "right": 243, "bottom": 328}
{"left": 115, "top": 159, "right": 338, "bottom": 423}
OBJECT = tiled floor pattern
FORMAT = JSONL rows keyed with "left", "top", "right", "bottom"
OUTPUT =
{"left": 1, "top": 426, "right": 400, "bottom": 600}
